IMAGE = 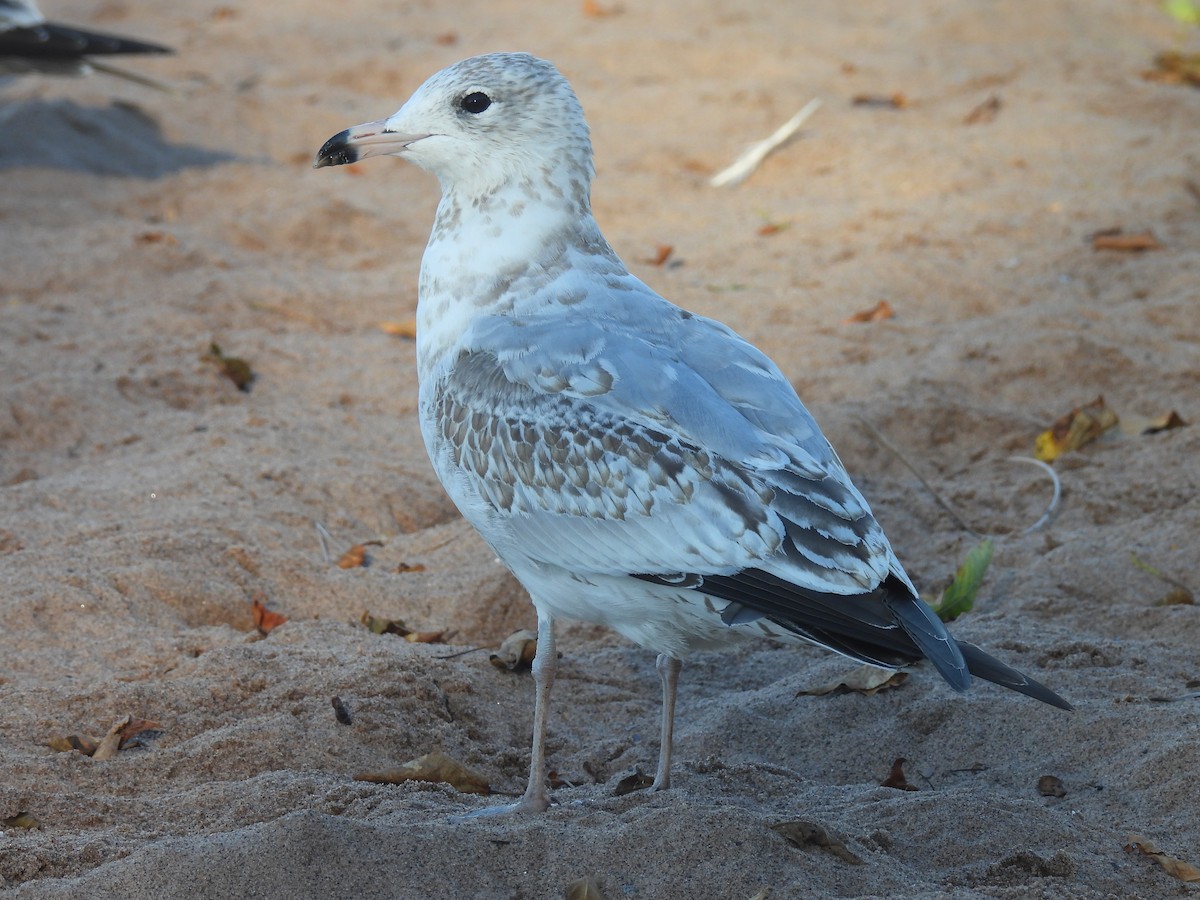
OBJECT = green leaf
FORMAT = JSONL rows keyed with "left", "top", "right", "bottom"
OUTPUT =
{"left": 932, "top": 539, "right": 993, "bottom": 622}
{"left": 1163, "top": 0, "right": 1200, "bottom": 25}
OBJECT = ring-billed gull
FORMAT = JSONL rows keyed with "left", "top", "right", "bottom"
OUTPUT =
{"left": 0, "top": 0, "right": 169, "bottom": 78}
{"left": 315, "top": 52, "right": 1070, "bottom": 815}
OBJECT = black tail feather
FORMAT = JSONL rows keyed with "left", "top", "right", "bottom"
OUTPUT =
{"left": 958, "top": 640, "right": 1073, "bottom": 711}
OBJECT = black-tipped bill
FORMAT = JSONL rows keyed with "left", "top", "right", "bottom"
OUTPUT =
{"left": 313, "top": 120, "right": 427, "bottom": 169}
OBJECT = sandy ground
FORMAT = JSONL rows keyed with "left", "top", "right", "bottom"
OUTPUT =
{"left": 2, "top": 1, "right": 1199, "bottom": 897}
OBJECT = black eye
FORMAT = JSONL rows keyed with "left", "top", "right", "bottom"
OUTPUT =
{"left": 459, "top": 91, "right": 492, "bottom": 114}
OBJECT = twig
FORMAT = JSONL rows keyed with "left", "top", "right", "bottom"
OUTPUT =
{"left": 88, "top": 60, "right": 177, "bottom": 93}
{"left": 1006, "top": 456, "right": 1061, "bottom": 534}
{"left": 855, "top": 417, "right": 980, "bottom": 535}
{"left": 710, "top": 99, "right": 822, "bottom": 187}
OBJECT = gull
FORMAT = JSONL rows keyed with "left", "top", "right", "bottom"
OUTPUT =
{"left": 0, "top": 0, "right": 169, "bottom": 80}
{"left": 315, "top": 52, "right": 1071, "bottom": 815}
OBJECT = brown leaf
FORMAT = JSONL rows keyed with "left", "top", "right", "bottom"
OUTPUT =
{"left": 1125, "top": 834, "right": 1200, "bottom": 882}
{"left": 645, "top": 244, "right": 674, "bottom": 266}
{"left": 355, "top": 750, "right": 490, "bottom": 794}
{"left": 252, "top": 598, "right": 288, "bottom": 634}
{"left": 565, "top": 877, "right": 606, "bottom": 900}
{"left": 396, "top": 561, "right": 427, "bottom": 573}
{"left": 1033, "top": 395, "right": 1119, "bottom": 462}
{"left": 338, "top": 543, "right": 369, "bottom": 568}
{"left": 135, "top": 230, "right": 179, "bottom": 246}
{"left": 1156, "top": 588, "right": 1195, "bottom": 607}
{"left": 208, "top": 342, "right": 254, "bottom": 392}
{"left": 404, "top": 629, "right": 449, "bottom": 644}
{"left": 881, "top": 757, "right": 919, "bottom": 791}
{"left": 92, "top": 715, "right": 131, "bottom": 761}
{"left": 581, "top": 0, "right": 620, "bottom": 17}
{"left": 3, "top": 812, "right": 40, "bottom": 829}
{"left": 48, "top": 734, "right": 98, "bottom": 755}
{"left": 360, "top": 610, "right": 409, "bottom": 636}
{"left": 1037, "top": 774, "right": 1067, "bottom": 797}
{"left": 489, "top": 629, "right": 538, "bottom": 672}
{"left": 379, "top": 320, "right": 418, "bottom": 339}
{"left": 613, "top": 768, "right": 654, "bottom": 796}
{"left": 843, "top": 300, "right": 895, "bottom": 324}
{"left": 772, "top": 820, "right": 864, "bottom": 865}
{"left": 331, "top": 696, "right": 352, "bottom": 725}
{"left": 852, "top": 92, "right": 907, "bottom": 109}
{"left": 1091, "top": 230, "right": 1163, "bottom": 252}
{"left": 1145, "top": 51, "right": 1200, "bottom": 88}
{"left": 964, "top": 94, "right": 1002, "bottom": 125}
{"left": 798, "top": 664, "right": 907, "bottom": 697}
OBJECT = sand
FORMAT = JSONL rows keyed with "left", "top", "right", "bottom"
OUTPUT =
{"left": 2, "top": 1, "right": 1199, "bottom": 897}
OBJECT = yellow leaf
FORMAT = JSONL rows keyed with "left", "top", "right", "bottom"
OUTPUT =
{"left": 1034, "top": 396, "right": 1118, "bottom": 462}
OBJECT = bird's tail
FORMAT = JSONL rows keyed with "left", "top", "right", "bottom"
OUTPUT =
{"left": 958, "top": 640, "right": 1073, "bottom": 710}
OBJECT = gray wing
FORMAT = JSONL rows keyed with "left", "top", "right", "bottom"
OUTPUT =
{"left": 432, "top": 302, "right": 975, "bottom": 690}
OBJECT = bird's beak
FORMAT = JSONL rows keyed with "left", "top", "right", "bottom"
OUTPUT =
{"left": 313, "top": 120, "right": 429, "bottom": 168}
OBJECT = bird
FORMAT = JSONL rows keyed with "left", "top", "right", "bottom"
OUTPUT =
{"left": 315, "top": 52, "right": 1071, "bottom": 815}
{"left": 0, "top": 0, "right": 169, "bottom": 80}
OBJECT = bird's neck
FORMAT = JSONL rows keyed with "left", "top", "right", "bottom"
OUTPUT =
{"left": 415, "top": 180, "right": 617, "bottom": 380}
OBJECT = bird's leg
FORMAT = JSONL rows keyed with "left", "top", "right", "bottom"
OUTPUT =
{"left": 649, "top": 653, "right": 682, "bottom": 792}
{"left": 450, "top": 610, "right": 555, "bottom": 820}
{"left": 514, "top": 609, "right": 557, "bottom": 812}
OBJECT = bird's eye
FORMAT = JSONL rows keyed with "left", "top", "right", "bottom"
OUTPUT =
{"left": 459, "top": 92, "right": 492, "bottom": 114}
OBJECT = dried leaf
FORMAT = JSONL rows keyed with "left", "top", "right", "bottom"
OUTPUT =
{"left": 331, "top": 696, "right": 352, "bottom": 725}
{"left": 1125, "top": 834, "right": 1200, "bottom": 882}
{"left": 798, "top": 664, "right": 907, "bottom": 697}
{"left": 581, "top": 0, "right": 620, "bottom": 17}
{"left": 404, "top": 629, "right": 449, "bottom": 644}
{"left": 396, "top": 561, "right": 427, "bottom": 573}
{"left": 772, "top": 820, "right": 864, "bottom": 864}
{"left": 48, "top": 734, "right": 98, "bottom": 755}
{"left": 117, "top": 717, "right": 164, "bottom": 750}
{"left": 930, "top": 539, "right": 993, "bottom": 622}
{"left": 92, "top": 715, "right": 131, "bottom": 761}
{"left": 1037, "top": 774, "right": 1067, "bottom": 797}
{"left": 379, "top": 320, "right": 418, "bottom": 339}
{"left": 1145, "top": 51, "right": 1200, "bottom": 87}
{"left": 135, "top": 230, "right": 179, "bottom": 246}
{"left": 361, "top": 610, "right": 409, "bottom": 636}
{"left": 489, "top": 629, "right": 538, "bottom": 672}
{"left": 1091, "top": 230, "right": 1163, "bottom": 251}
{"left": 1156, "top": 588, "right": 1195, "bottom": 606}
{"left": 1034, "top": 396, "right": 1119, "bottom": 462}
{"left": 843, "top": 300, "right": 894, "bottom": 324}
{"left": 252, "top": 598, "right": 288, "bottom": 634}
{"left": 645, "top": 244, "right": 673, "bottom": 266}
{"left": 756, "top": 222, "right": 790, "bottom": 236}
{"left": 355, "top": 750, "right": 490, "bottom": 794}
{"left": 964, "top": 94, "right": 1002, "bottom": 125}
{"left": 338, "top": 543, "right": 369, "bottom": 568}
{"left": 613, "top": 768, "right": 654, "bottom": 796}
{"left": 852, "top": 92, "right": 907, "bottom": 109}
{"left": 565, "top": 877, "right": 606, "bottom": 900}
{"left": 208, "top": 342, "right": 254, "bottom": 392}
{"left": 3, "top": 812, "right": 40, "bottom": 830}
{"left": 881, "top": 757, "right": 919, "bottom": 791}
{"left": 1120, "top": 409, "right": 1188, "bottom": 436}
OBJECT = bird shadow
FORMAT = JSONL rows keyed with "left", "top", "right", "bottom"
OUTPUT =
{"left": 0, "top": 97, "right": 235, "bottom": 177}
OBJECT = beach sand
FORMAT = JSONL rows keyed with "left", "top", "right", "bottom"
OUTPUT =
{"left": 2, "top": 1, "right": 1198, "bottom": 896}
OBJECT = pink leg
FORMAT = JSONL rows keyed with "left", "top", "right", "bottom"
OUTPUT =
{"left": 649, "top": 653, "right": 681, "bottom": 792}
